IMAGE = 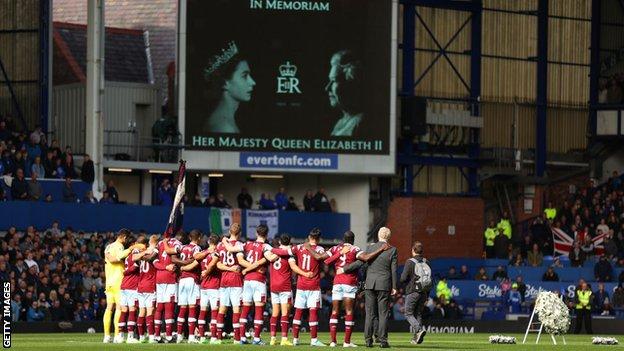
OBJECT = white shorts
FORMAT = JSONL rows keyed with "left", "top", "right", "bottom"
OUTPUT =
{"left": 332, "top": 284, "right": 358, "bottom": 300}
{"left": 242, "top": 280, "right": 267, "bottom": 304}
{"left": 156, "top": 283, "right": 178, "bottom": 303}
{"left": 294, "top": 289, "right": 321, "bottom": 309}
{"left": 270, "top": 291, "right": 292, "bottom": 305}
{"left": 178, "top": 277, "right": 200, "bottom": 306}
{"left": 120, "top": 289, "right": 138, "bottom": 307}
{"left": 219, "top": 287, "right": 243, "bottom": 307}
{"left": 137, "top": 292, "right": 156, "bottom": 309}
{"left": 200, "top": 289, "right": 220, "bottom": 309}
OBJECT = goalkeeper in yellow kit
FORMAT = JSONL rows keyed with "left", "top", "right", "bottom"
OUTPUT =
{"left": 103, "top": 229, "right": 142, "bottom": 343}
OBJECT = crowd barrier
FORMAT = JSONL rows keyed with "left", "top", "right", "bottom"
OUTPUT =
{"left": 1, "top": 178, "right": 91, "bottom": 202}
{"left": 440, "top": 280, "right": 620, "bottom": 301}
{"left": 430, "top": 258, "right": 624, "bottom": 283}
{"left": 0, "top": 202, "right": 350, "bottom": 239}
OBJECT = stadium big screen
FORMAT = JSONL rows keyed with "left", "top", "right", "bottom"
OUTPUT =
{"left": 180, "top": 0, "right": 397, "bottom": 173}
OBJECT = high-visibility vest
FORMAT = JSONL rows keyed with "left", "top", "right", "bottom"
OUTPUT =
{"left": 544, "top": 208, "right": 557, "bottom": 220}
{"left": 497, "top": 219, "right": 512, "bottom": 239}
{"left": 576, "top": 290, "right": 592, "bottom": 309}
{"left": 436, "top": 281, "right": 452, "bottom": 299}
{"left": 484, "top": 228, "right": 497, "bottom": 246}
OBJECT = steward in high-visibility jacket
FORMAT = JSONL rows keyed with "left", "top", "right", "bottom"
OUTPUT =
{"left": 574, "top": 283, "right": 593, "bottom": 334}
{"left": 576, "top": 289, "right": 592, "bottom": 309}
{"left": 544, "top": 202, "right": 557, "bottom": 221}
{"left": 484, "top": 221, "right": 497, "bottom": 258}
{"left": 436, "top": 278, "right": 452, "bottom": 301}
{"left": 497, "top": 217, "right": 512, "bottom": 240}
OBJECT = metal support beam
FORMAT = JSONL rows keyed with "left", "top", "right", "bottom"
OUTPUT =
{"left": 0, "top": 57, "right": 27, "bottom": 131}
{"left": 589, "top": 0, "right": 601, "bottom": 138}
{"left": 39, "top": 0, "right": 51, "bottom": 133}
{"left": 535, "top": 0, "right": 548, "bottom": 177}
{"left": 86, "top": 0, "right": 105, "bottom": 196}
{"left": 403, "top": 0, "right": 475, "bottom": 12}
{"left": 401, "top": 1, "right": 416, "bottom": 194}
{"left": 468, "top": 0, "right": 482, "bottom": 195}
{"left": 397, "top": 155, "right": 479, "bottom": 169}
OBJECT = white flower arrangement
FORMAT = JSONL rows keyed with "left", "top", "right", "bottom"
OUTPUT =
{"left": 592, "top": 337, "right": 619, "bottom": 345}
{"left": 534, "top": 291, "right": 570, "bottom": 335}
{"left": 489, "top": 335, "right": 516, "bottom": 344}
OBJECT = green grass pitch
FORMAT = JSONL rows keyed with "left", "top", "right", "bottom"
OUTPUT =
{"left": 8, "top": 332, "right": 624, "bottom": 350}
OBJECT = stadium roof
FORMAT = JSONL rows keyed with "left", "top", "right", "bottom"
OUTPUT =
{"left": 53, "top": 21, "right": 152, "bottom": 85}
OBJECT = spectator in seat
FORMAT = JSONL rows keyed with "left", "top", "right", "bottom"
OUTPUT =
{"left": 581, "top": 233, "right": 595, "bottom": 259}
{"left": 259, "top": 193, "right": 276, "bottom": 210}
{"left": 214, "top": 193, "right": 231, "bottom": 208}
{"left": 156, "top": 179, "right": 173, "bottom": 206}
{"left": 484, "top": 220, "right": 497, "bottom": 258}
{"left": 0, "top": 120, "right": 9, "bottom": 142}
{"left": 568, "top": 241, "right": 586, "bottom": 267}
{"left": 237, "top": 187, "right": 253, "bottom": 209}
{"left": 0, "top": 188, "right": 6, "bottom": 202}
{"left": 105, "top": 179, "right": 119, "bottom": 203}
{"left": 595, "top": 255, "right": 613, "bottom": 282}
{"left": 43, "top": 150, "right": 55, "bottom": 178}
{"left": 550, "top": 256, "right": 564, "bottom": 268}
{"left": 458, "top": 265, "right": 470, "bottom": 280}
{"left": 447, "top": 266, "right": 459, "bottom": 280}
{"left": 474, "top": 267, "right": 489, "bottom": 281}
{"left": 313, "top": 187, "right": 332, "bottom": 212}
{"left": 1, "top": 149, "right": 13, "bottom": 176}
{"left": 82, "top": 190, "right": 98, "bottom": 204}
{"left": 527, "top": 243, "right": 543, "bottom": 267}
{"left": 445, "top": 299, "right": 462, "bottom": 319}
{"left": 603, "top": 232, "right": 619, "bottom": 260}
{"left": 27, "top": 172, "right": 42, "bottom": 201}
{"left": 303, "top": 189, "right": 314, "bottom": 211}
{"left": 542, "top": 267, "right": 559, "bottom": 282}
{"left": 597, "top": 219, "right": 610, "bottom": 240}
{"left": 76, "top": 300, "right": 96, "bottom": 321}
{"left": 30, "top": 156, "right": 44, "bottom": 178}
{"left": 493, "top": 229, "right": 510, "bottom": 259}
{"left": 392, "top": 297, "right": 406, "bottom": 321}
{"left": 515, "top": 276, "right": 527, "bottom": 303}
{"left": 11, "top": 168, "right": 28, "bottom": 200}
{"left": 13, "top": 151, "right": 27, "bottom": 176}
{"left": 190, "top": 193, "right": 203, "bottom": 207}
{"left": 275, "top": 187, "right": 288, "bottom": 210}
{"left": 286, "top": 196, "right": 299, "bottom": 211}
{"left": 612, "top": 285, "right": 624, "bottom": 308}
{"left": 593, "top": 283, "right": 611, "bottom": 315}
{"left": 54, "top": 158, "right": 65, "bottom": 179}
{"left": 11, "top": 295, "right": 21, "bottom": 322}
{"left": 44, "top": 193, "right": 53, "bottom": 203}
{"left": 80, "top": 154, "right": 94, "bottom": 184}
{"left": 61, "top": 154, "right": 77, "bottom": 179}
{"left": 26, "top": 301, "right": 45, "bottom": 322}
{"left": 62, "top": 177, "right": 77, "bottom": 203}
{"left": 100, "top": 190, "right": 114, "bottom": 204}
{"left": 50, "top": 299, "right": 65, "bottom": 321}
{"left": 510, "top": 253, "right": 525, "bottom": 267}
{"left": 492, "top": 265, "right": 508, "bottom": 282}
{"left": 203, "top": 195, "right": 216, "bottom": 207}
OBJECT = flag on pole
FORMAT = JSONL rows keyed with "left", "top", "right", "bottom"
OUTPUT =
{"left": 163, "top": 160, "right": 186, "bottom": 238}
{"left": 552, "top": 227, "right": 606, "bottom": 256}
{"left": 209, "top": 208, "right": 241, "bottom": 235}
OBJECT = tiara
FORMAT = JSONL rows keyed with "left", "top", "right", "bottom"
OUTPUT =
{"left": 204, "top": 41, "right": 239, "bottom": 77}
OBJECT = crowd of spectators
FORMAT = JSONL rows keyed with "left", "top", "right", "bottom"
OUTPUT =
{"left": 155, "top": 179, "right": 338, "bottom": 212}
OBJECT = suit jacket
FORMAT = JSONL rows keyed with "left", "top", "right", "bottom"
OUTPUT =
{"left": 344, "top": 241, "right": 397, "bottom": 291}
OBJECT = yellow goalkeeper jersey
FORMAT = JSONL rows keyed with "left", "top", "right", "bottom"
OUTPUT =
{"left": 104, "top": 241, "right": 126, "bottom": 288}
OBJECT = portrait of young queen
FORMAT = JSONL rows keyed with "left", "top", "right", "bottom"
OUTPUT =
{"left": 202, "top": 41, "right": 256, "bottom": 134}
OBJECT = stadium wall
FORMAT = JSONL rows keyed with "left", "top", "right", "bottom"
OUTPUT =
{"left": 388, "top": 196, "right": 484, "bottom": 263}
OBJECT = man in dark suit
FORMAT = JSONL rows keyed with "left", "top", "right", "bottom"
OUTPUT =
{"left": 341, "top": 227, "right": 397, "bottom": 348}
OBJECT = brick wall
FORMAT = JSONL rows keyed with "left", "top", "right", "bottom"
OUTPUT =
{"left": 387, "top": 196, "right": 484, "bottom": 263}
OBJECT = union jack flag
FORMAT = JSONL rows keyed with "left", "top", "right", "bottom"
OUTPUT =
{"left": 164, "top": 160, "right": 186, "bottom": 238}
{"left": 552, "top": 227, "right": 606, "bottom": 256}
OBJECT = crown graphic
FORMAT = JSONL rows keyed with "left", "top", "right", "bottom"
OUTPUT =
{"left": 204, "top": 41, "right": 239, "bottom": 77}
{"left": 279, "top": 61, "right": 297, "bottom": 77}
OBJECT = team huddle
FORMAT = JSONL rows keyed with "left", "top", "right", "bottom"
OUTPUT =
{"left": 103, "top": 223, "right": 390, "bottom": 346}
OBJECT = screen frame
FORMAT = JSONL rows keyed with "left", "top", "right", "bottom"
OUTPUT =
{"left": 177, "top": 0, "right": 398, "bottom": 175}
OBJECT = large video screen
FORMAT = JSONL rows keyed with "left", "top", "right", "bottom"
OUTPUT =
{"left": 184, "top": 0, "right": 393, "bottom": 152}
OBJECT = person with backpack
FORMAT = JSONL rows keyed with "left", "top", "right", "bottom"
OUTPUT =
{"left": 400, "top": 241, "right": 432, "bottom": 345}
